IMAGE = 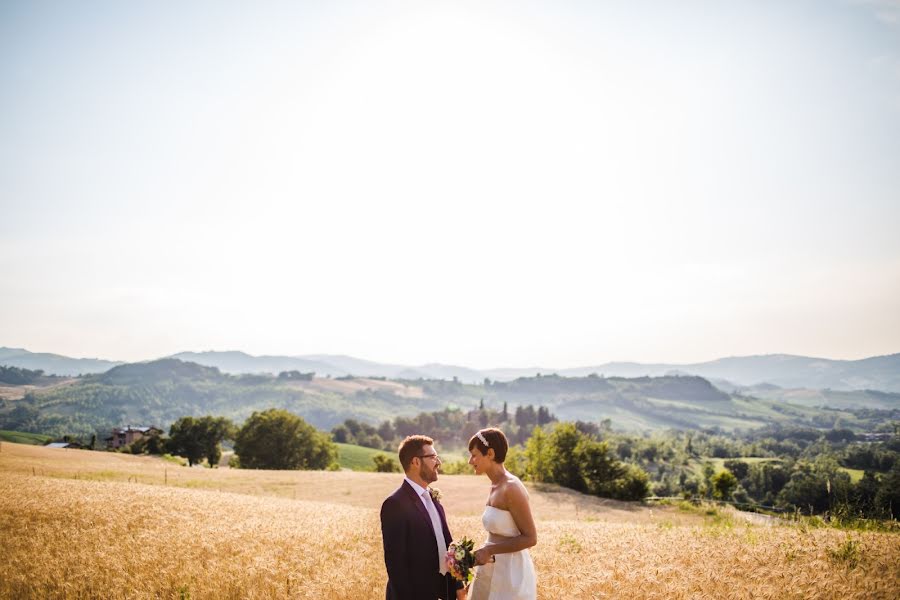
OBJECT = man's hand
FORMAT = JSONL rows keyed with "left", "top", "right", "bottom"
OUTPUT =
{"left": 456, "top": 586, "right": 468, "bottom": 600}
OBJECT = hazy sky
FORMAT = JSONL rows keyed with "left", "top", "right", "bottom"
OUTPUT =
{"left": 2, "top": 0, "right": 899, "bottom": 368}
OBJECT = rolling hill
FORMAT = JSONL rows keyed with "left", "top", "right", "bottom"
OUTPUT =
{"left": 0, "top": 358, "right": 894, "bottom": 439}
{"left": 0, "top": 347, "right": 122, "bottom": 376}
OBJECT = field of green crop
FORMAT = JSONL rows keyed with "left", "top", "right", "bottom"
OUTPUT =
{"left": 0, "top": 430, "right": 51, "bottom": 445}
{"left": 336, "top": 442, "right": 393, "bottom": 471}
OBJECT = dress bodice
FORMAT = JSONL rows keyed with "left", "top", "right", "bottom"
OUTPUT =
{"left": 470, "top": 505, "right": 536, "bottom": 599}
{"left": 482, "top": 506, "right": 521, "bottom": 538}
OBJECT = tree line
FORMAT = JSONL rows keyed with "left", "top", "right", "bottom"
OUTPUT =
{"left": 331, "top": 402, "right": 557, "bottom": 451}
{"left": 0, "top": 366, "right": 45, "bottom": 385}
{"left": 131, "top": 409, "right": 336, "bottom": 470}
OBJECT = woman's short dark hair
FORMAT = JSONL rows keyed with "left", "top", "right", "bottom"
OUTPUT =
{"left": 468, "top": 428, "right": 509, "bottom": 463}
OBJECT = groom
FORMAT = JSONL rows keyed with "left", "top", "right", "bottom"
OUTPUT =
{"left": 380, "top": 435, "right": 466, "bottom": 600}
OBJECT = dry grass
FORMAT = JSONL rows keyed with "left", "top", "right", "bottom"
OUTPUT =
{"left": 0, "top": 443, "right": 695, "bottom": 523}
{"left": 1, "top": 443, "right": 898, "bottom": 599}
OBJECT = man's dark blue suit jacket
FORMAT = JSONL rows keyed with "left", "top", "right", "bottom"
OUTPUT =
{"left": 380, "top": 480, "right": 463, "bottom": 600}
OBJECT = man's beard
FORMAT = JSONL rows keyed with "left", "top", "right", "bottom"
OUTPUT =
{"left": 420, "top": 463, "right": 438, "bottom": 483}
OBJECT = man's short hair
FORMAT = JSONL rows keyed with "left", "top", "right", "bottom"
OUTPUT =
{"left": 468, "top": 428, "right": 509, "bottom": 463}
{"left": 398, "top": 435, "right": 434, "bottom": 471}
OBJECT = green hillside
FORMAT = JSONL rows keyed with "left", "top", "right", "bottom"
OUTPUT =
{"left": 336, "top": 443, "right": 394, "bottom": 471}
{"left": 0, "top": 430, "right": 52, "bottom": 445}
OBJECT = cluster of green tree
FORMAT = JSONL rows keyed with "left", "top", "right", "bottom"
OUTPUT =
{"left": 167, "top": 416, "right": 234, "bottom": 466}
{"left": 330, "top": 402, "right": 557, "bottom": 451}
{"left": 0, "top": 365, "right": 45, "bottom": 385}
{"left": 277, "top": 371, "right": 314, "bottom": 381}
{"left": 125, "top": 409, "right": 337, "bottom": 470}
{"left": 842, "top": 442, "right": 896, "bottom": 471}
{"left": 509, "top": 422, "right": 650, "bottom": 501}
{"left": 233, "top": 409, "right": 335, "bottom": 470}
{"left": 574, "top": 424, "right": 900, "bottom": 519}
{"left": 719, "top": 456, "right": 900, "bottom": 519}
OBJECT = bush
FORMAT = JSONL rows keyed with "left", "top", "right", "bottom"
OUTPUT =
{"left": 437, "top": 458, "right": 470, "bottom": 475}
{"left": 711, "top": 471, "right": 739, "bottom": 500}
{"left": 607, "top": 464, "right": 651, "bottom": 501}
{"left": 372, "top": 454, "right": 400, "bottom": 473}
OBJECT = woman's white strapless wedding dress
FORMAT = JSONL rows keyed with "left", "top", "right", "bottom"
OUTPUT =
{"left": 467, "top": 506, "right": 536, "bottom": 600}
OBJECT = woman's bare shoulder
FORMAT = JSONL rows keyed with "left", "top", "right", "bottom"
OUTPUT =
{"left": 501, "top": 473, "right": 529, "bottom": 501}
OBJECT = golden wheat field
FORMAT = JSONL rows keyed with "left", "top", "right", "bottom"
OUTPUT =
{"left": 1, "top": 443, "right": 898, "bottom": 599}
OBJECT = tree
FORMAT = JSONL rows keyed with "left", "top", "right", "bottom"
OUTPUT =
{"left": 606, "top": 464, "right": 650, "bottom": 501}
{"left": 853, "top": 471, "right": 881, "bottom": 517}
{"left": 580, "top": 438, "right": 625, "bottom": 496}
{"left": 200, "top": 416, "right": 234, "bottom": 466}
{"left": 711, "top": 471, "right": 739, "bottom": 500}
{"left": 723, "top": 459, "right": 749, "bottom": 481}
{"left": 234, "top": 409, "right": 336, "bottom": 470}
{"left": 4, "top": 404, "right": 40, "bottom": 432}
{"left": 331, "top": 424, "right": 350, "bottom": 444}
{"left": 504, "top": 444, "right": 527, "bottom": 478}
{"left": 516, "top": 405, "right": 536, "bottom": 429}
{"left": 131, "top": 432, "right": 165, "bottom": 455}
{"left": 537, "top": 406, "right": 553, "bottom": 426}
{"left": 547, "top": 423, "right": 586, "bottom": 492}
{"left": 778, "top": 461, "right": 851, "bottom": 514}
{"left": 377, "top": 420, "right": 395, "bottom": 441}
{"left": 168, "top": 416, "right": 234, "bottom": 467}
{"left": 524, "top": 427, "right": 550, "bottom": 483}
{"left": 0, "top": 365, "right": 44, "bottom": 385}
{"left": 743, "top": 461, "right": 791, "bottom": 504}
{"left": 168, "top": 417, "right": 205, "bottom": 466}
{"left": 874, "top": 463, "right": 900, "bottom": 519}
{"left": 277, "top": 370, "right": 314, "bottom": 381}
{"left": 701, "top": 462, "right": 716, "bottom": 498}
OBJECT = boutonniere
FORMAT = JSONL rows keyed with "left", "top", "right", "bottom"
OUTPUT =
{"left": 428, "top": 486, "right": 443, "bottom": 503}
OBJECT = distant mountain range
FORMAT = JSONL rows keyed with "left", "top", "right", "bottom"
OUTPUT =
{"left": 2, "top": 346, "right": 899, "bottom": 392}
{"left": 0, "top": 347, "right": 123, "bottom": 376}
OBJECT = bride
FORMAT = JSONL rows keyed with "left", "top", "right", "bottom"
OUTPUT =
{"left": 466, "top": 428, "right": 537, "bottom": 600}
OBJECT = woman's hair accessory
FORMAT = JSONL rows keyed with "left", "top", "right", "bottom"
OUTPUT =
{"left": 476, "top": 431, "right": 490, "bottom": 447}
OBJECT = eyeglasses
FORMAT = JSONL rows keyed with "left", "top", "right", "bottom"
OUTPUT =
{"left": 415, "top": 453, "right": 441, "bottom": 462}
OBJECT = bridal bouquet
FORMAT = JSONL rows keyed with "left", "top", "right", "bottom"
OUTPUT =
{"left": 445, "top": 537, "right": 477, "bottom": 583}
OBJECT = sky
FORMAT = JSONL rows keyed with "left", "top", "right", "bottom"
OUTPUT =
{"left": 1, "top": 0, "right": 899, "bottom": 368}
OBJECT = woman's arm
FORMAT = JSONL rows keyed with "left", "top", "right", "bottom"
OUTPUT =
{"left": 474, "top": 482, "right": 537, "bottom": 564}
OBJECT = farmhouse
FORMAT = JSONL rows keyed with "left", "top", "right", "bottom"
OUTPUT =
{"left": 105, "top": 426, "right": 163, "bottom": 449}
{"left": 45, "top": 441, "right": 83, "bottom": 449}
